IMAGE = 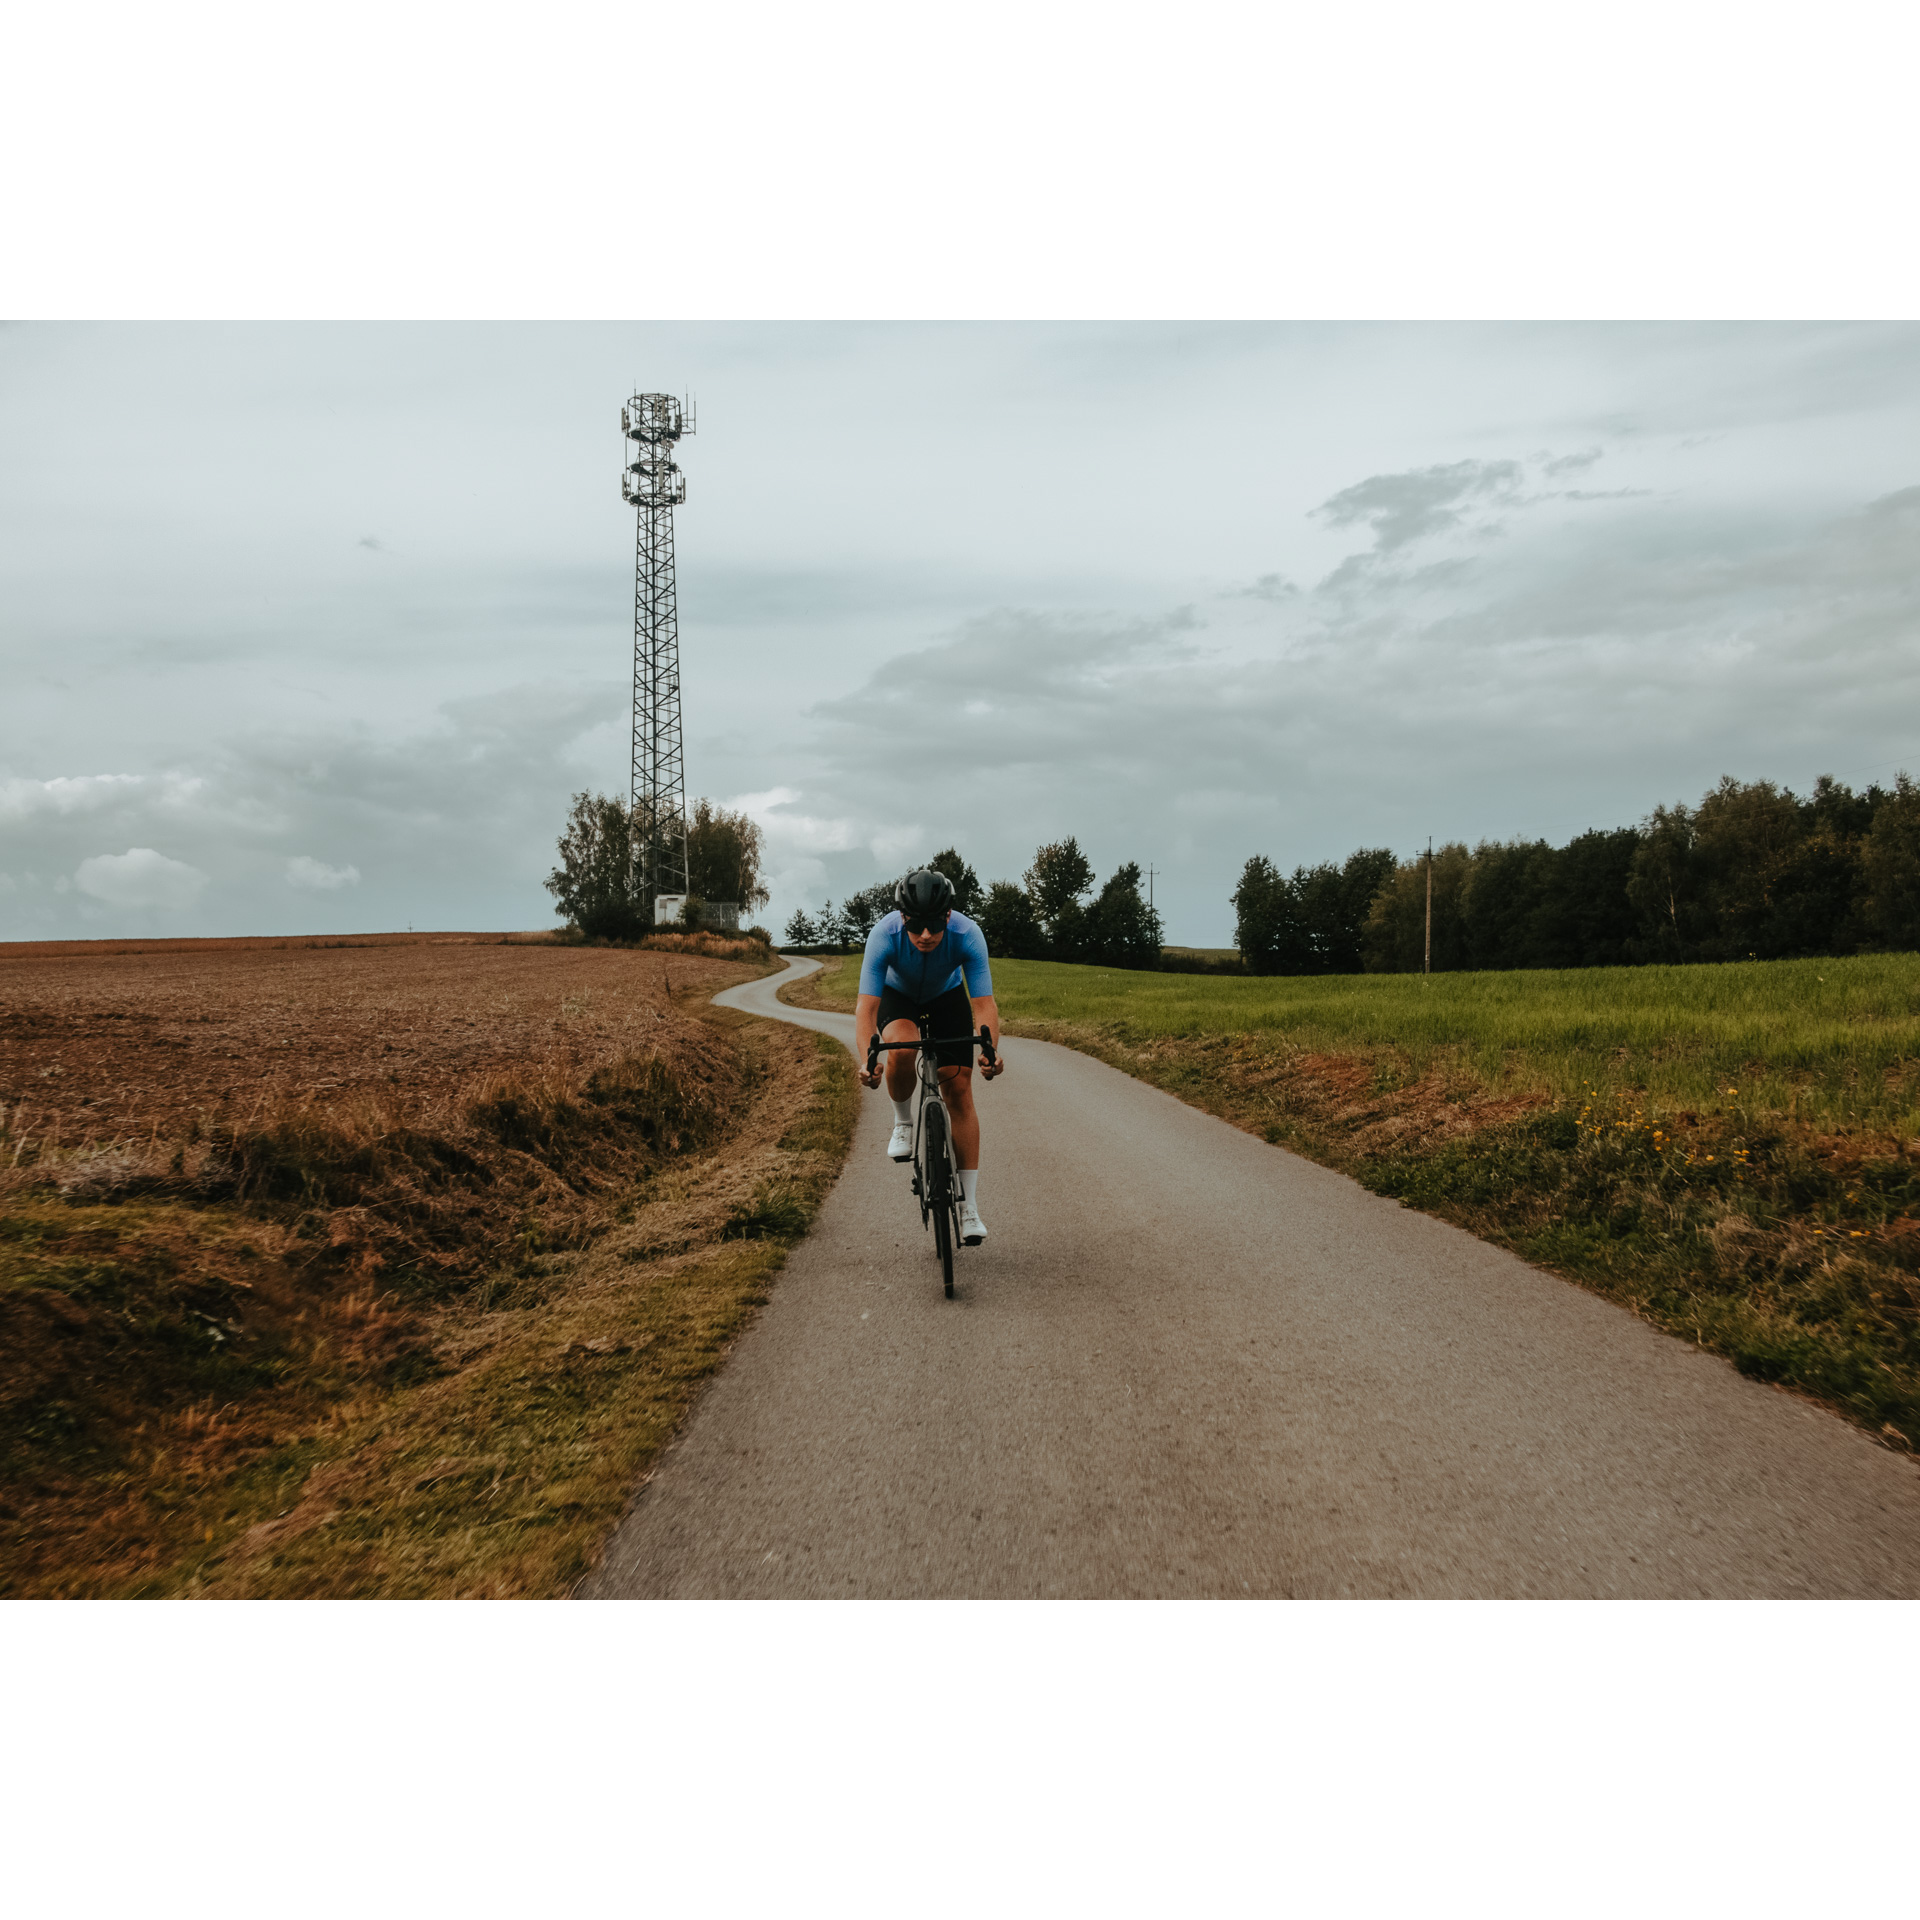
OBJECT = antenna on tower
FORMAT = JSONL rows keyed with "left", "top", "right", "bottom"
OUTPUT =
{"left": 620, "top": 392, "right": 696, "bottom": 920}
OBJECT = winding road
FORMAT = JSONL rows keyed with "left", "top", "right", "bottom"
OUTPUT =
{"left": 582, "top": 958, "right": 1920, "bottom": 1598}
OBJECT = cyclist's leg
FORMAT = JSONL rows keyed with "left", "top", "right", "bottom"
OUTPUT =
{"left": 879, "top": 1019, "right": 920, "bottom": 1101}
{"left": 921, "top": 984, "right": 982, "bottom": 1169}
{"left": 940, "top": 1062, "right": 980, "bottom": 1170}
{"left": 941, "top": 1063, "right": 987, "bottom": 1245}
{"left": 874, "top": 986, "right": 925, "bottom": 1104}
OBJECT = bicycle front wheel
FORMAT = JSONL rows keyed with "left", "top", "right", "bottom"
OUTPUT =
{"left": 932, "top": 1179, "right": 953, "bottom": 1297}
{"left": 924, "top": 1103, "right": 956, "bottom": 1299}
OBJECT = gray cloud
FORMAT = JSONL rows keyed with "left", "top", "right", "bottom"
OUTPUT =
{"left": 772, "top": 480, "right": 1920, "bottom": 942}
{"left": 0, "top": 678, "right": 623, "bottom": 937}
{"left": 1235, "top": 573, "right": 1299, "bottom": 602}
{"left": 1315, "top": 458, "right": 1527, "bottom": 553}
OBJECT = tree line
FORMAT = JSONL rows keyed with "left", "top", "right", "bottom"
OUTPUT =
{"left": 784, "top": 837, "right": 1165, "bottom": 968}
{"left": 1236, "top": 773, "right": 1920, "bottom": 975}
{"left": 569, "top": 768, "right": 1919, "bottom": 974}
{"left": 546, "top": 792, "right": 771, "bottom": 941}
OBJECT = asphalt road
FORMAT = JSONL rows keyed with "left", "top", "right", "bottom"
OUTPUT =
{"left": 583, "top": 958, "right": 1920, "bottom": 1597}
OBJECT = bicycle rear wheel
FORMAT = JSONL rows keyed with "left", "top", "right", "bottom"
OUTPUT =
{"left": 923, "top": 1103, "right": 956, "bottom": 1299}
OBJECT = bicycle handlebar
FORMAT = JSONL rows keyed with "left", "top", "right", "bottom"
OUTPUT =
{"left": 866, "top": 1024, "right": 998, "bottom": 1073}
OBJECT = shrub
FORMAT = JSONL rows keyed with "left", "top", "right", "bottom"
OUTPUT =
{"left": 685, "top": 800, "right": 770, "bottom": 915}
{"left": 976, "top": 880, "right": 1047, "bottom": 960}
{"left": 1081, "top": 862, "right": 1164, "bottom": 968}
{"left": 1863, "top": 774, "right": 1920, "bottom": 949}
{"left": 545, "top": 792, "right": 646, "bottom": 941}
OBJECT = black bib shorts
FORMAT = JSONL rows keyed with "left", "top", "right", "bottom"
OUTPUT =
{"left": 875, "top": 982, "right": 976, "bottom": 1070}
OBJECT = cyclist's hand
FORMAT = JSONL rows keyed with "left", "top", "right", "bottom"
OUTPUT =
{"left": 858, "top": 1063, "right": 883, "bottom": 1089}
{"left": 981, "top": 1052, "right": 1004, "bottom": 1080}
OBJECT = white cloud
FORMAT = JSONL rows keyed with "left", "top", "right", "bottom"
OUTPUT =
{"left": 0, "top": 773, "right": 145, "bottom": 819}
{"left": 153, "top": 773, "right": 212, "bottom": 810}
{"left": 868, "top": 826, "right": 925, "bottom": 864}
{"left": 74, "top": 848, "right": 210, "bottom": 911}
{"left": 727, "top": 786, "right": 864, "bottom": 856}
{"left": 286, "top": 855, "right": 361, "bottom": 890}
{"left": 725, "top": 784, "right": 932, "bottom": 917}
{"left": 0, "top": 771, "right": 218, "bottom": 823}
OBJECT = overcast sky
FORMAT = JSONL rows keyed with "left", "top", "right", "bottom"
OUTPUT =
{"left": 4, "top": 321, "right": 1919, "bottom": 946}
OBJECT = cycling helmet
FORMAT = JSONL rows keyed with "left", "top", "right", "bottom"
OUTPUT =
{"left": 895, "top": 868, "right": 954, "bottom": 930}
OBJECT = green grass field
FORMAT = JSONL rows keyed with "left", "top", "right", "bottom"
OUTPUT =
{"left": 798, "top": 951, "right": 1920, "bottom": 1135}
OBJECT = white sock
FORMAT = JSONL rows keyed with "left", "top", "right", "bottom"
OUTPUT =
{"left": 891, "top": 1098, "right": 913, "bottom": 1127}
{"left": 959, "top": 1169, "right": 979, "bottom": 1206}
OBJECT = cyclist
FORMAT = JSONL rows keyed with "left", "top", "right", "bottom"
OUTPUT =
{"left": 854, "top": 868, "right": 1003, "bottom": 1245}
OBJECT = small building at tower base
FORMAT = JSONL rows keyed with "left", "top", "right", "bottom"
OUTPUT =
{"left": 654, "top": 895, "right": 741, "bottom": 932}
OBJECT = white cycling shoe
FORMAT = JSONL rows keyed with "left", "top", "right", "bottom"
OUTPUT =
{"left": 959, "top": 1201, "right": 987, "bottom": 1246}
{"left": 886, "top": 1123, "right": 914, "bottom": 1162}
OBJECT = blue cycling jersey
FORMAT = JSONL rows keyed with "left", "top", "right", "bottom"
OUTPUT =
{"left": 858, "top": 909, "right": 994, "bottom": 1002}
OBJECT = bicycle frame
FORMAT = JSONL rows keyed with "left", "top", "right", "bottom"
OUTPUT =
{"left": 867, "top": 1015, "right": 996, "bottom": 1296}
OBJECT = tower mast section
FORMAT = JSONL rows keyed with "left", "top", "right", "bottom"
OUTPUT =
{"left": 620, "top": 391, "right": 696, "bottom": 916}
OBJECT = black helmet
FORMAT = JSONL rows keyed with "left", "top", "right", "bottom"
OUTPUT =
{"left": 895, "top": 868, "right": 954, "bottom": 929}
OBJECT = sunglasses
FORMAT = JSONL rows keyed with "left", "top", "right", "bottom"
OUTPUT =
{"left": 903, "top": 915, "right": 947, "bottom": 935}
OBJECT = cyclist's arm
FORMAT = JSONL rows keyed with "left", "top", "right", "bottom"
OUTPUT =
{"left": 854, "top": 993, "right": 884, "bottom": 1085}
{"left": 853, "top": 919, "right": 896, "bottom": 1085}
{"left": 954, "top": 916, "right": 1002, "bottom": 1075}
{"left": 953, "top": 915, "right": 994, "bottom": 1001}
{"left": 972, "top": 994, "right": 1004, "bottom": 1076}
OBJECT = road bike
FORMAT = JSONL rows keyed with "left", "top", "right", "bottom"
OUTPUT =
{"left": 867, "top": 1015, "right": 997, "bottom": 1299}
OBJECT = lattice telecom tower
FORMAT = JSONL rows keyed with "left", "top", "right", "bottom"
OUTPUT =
{"left": 621, "top": 391, "right": 696, "bottom": 915}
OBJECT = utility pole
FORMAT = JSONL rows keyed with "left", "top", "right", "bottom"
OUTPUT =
{"left": 1148, "top": 865, "right": 1158, "bottom": 913}
{"left": 1424, "top": 836, "right": 1433, "bottom": 977}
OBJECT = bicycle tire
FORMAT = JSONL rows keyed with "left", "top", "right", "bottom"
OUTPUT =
{"left": 912, "top": 1088, "right": 935, "bottom": 1226}
{"left": 924, "top": 1103, "right": 956, "bottom": 1298}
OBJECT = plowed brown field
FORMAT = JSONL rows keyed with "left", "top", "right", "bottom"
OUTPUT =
{"left": 1, "top": 932, "right": 728, "bottom": 1150}
{"left": 0, "top": 932, "right": 856, "bottom": 1599}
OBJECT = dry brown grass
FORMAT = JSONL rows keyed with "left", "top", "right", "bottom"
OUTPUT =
{"left": 187, "top": 1016, "right": 852, "bottom": 1599}
{"left": 634, "top": 930, "right": 775, "bottom": 964}
{"left": 1, "top": 935, "right": 862, "bottom": 1597}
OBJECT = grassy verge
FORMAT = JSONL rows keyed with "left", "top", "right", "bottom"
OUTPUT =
{"left": 777, "top": 959, "right": 857, "bottom": 1014}
{"left": 2, "top": 1008, "right": 855, "bottom": 1597}
{"left": 787, "top": 951, "right": 1920, "bottom": 1450}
